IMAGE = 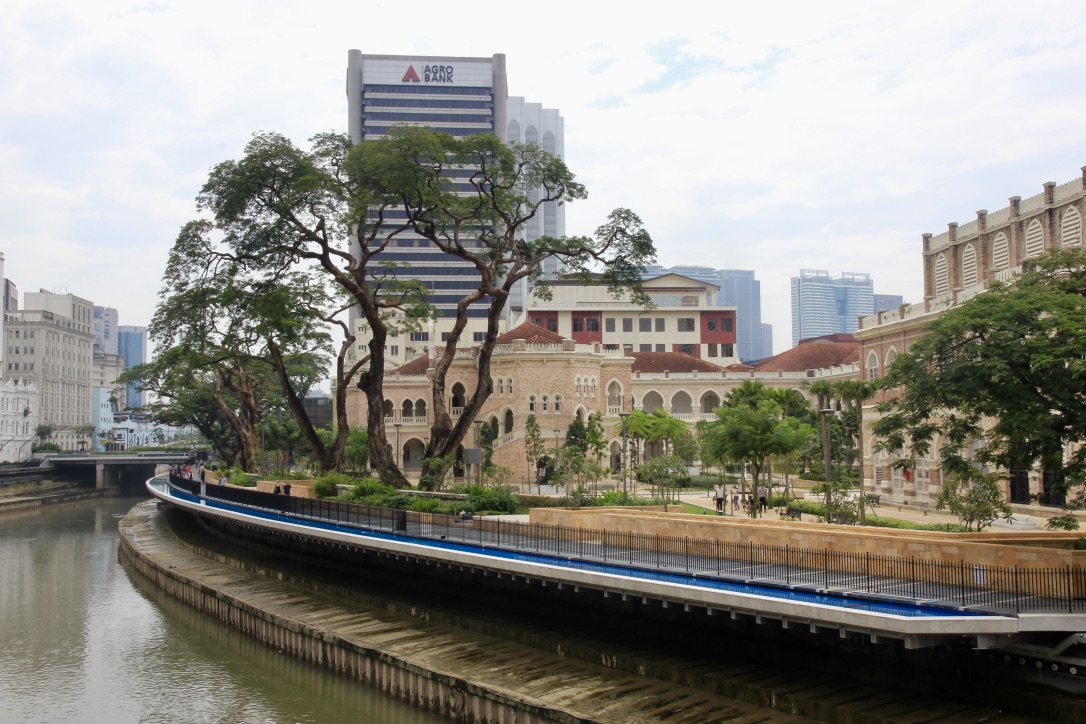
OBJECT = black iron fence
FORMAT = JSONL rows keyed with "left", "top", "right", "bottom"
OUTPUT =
{"left": 166, "top": 475, "right": 1086, "bottom": 614}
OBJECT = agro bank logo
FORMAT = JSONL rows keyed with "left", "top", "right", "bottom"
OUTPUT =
{"left": 402, "top": 64, "right": 454, "bottom": 83}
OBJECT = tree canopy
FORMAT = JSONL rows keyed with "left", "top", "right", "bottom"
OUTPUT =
{"left": 874, "top": 248, "right": 1086, "bottom": 504}
{"left": 185, "top": 127, "right": 655, "bottom": 488}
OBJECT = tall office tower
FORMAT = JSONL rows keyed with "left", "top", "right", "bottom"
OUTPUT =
{"left": 760, "top": 323, "right": 774, "bottom": 360}
{"left": 3, "top": 276, "right": 16, "bottom": 312}
{"left": 790, "top": 269, "right": 873, "bottom": 346}
{"left": 345, "top": 51, "right": 510, "bottom": 366}
{"left": 117, "top": 325, "right": 147, "bottom": 409}
{"left": 716, "top": 269, "right": 767, "bottom": 363}
{"left": 6, "top": 289, "right": 94, "bottom": 450}
{"left": 345, "top": 52, "right": 506, "bottom": 316}
{"left": 93, "top": 306, "right": 119, "bottom": 355}
{"left": 505, "top": 96, "right": 565, "bottom": 321}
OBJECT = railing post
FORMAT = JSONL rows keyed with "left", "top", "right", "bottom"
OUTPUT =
{"left": 865, "top": 552, "right": 871, "bottom": 593}
{"left": 749, "top": 540, "right": 754, "bottom": 579}
{"left": 823, "top": 548, "right": 828, "bottom": 589}
{"left": 684, "top": 537, "right": 690, "bottom": 571}
{"left": 1014, "top": 566, "right": 1020, "bottom": 614}
{"left": 786, "top": 545, "right": 790, "bottom": 585}
{"left": 1068, "top": 566, "right": 1074, "bottom": 614}
{"left": 960, "top": 560, "right": 966, "bottom": 607}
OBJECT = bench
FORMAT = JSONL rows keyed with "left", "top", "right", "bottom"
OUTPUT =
{"left": 779, "top": 505, "right": 803, "bottom": 521}
{"left": 865, "top": 494, "right": 881, "bottom": 507}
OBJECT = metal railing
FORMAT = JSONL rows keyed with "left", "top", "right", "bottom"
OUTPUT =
{"left": 168, "top": 475, "right": 1086, "bottom": 614}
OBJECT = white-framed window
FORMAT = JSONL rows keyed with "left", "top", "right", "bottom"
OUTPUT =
{"left": 866, "top": 351, "right": 879, "bottom": 380}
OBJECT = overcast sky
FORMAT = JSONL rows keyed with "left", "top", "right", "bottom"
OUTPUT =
{"left": 3, "top": 0, "right": 1085, "bottom": 357}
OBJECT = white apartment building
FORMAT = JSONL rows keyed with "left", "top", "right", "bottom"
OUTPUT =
{"left": 5, "top": 290, "right": 94, "bottom": 451}
{"left": 516, "top": 274, "right": 740, "bottom": 364}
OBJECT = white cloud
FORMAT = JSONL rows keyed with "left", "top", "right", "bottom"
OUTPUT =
{"left": 1, "top": 0, "right": 1084, "bottom": 356}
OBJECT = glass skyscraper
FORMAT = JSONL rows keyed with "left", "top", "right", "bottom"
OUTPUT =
{"left": 790, "top": 270, "right": 873, "bottom": 346}
{"left": 117, "top": 325, "right": 147, "bottom": 409}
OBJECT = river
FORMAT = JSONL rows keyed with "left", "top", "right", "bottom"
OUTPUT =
{"left": 0, "top": 495, "right": 443, "bottom": 724}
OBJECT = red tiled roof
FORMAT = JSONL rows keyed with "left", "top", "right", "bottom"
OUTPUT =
{"left": 390, "top": 355, "right": 430, "bottom": 375}
{"left": 753, "top": 335, "right": 859, "bottom": 372}
{"left": 725, "top": 362, "right": 756, "bottom": 372}
{"left": 630, "top": 352, "right": 727, "bottom": 374}
{"left": 495, "top": 322, "right": 565, "bottom": 345}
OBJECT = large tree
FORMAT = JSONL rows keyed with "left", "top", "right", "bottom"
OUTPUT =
{"left": 192, "top": 127, "right": 655, "bottom": 489}
{"left": 873, "top": 248, "right": 1086, "bottom": 511}
{"left": 700, "top": 388, "right": 814, "bottom": 518}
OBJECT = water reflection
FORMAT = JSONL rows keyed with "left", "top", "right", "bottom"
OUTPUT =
{"left": 0, "top": 496, "right": 442, "bottom": 724}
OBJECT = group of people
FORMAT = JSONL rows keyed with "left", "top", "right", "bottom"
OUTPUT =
{"left": 711, "top": 484, "right": 770, "bottom": 515}
{"left": 172, "top": 463, "right": 228, "bottom": 486}
{"left": 272, "top": 483, "right": 292, "bottom": 496}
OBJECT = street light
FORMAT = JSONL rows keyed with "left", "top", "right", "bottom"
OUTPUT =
{"left": 473, "top": 419, "right": 484, "bottom": 487}
{"left": 618, "top": 412, "right": 631, "bottom": 505}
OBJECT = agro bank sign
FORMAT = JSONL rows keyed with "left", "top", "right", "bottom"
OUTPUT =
{"left": 362, "top": 58, "right": 494, "bottom": 88}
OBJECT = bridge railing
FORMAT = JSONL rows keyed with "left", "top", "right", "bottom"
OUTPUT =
{"left": 167, "top": 475, "right": 1085, "bottom": 613}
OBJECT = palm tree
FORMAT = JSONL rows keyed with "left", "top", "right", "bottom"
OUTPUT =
{"left": 769, "top": 388, "right": 810, "bottom": 503}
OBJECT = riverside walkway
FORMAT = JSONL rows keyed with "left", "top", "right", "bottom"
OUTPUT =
{"left": 150, "top": 475, "right": 1086, "bottom": 651}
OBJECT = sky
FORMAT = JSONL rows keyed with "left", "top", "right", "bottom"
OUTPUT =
{"left": 3, "top": 0, "right": 1085, "bottom": 358}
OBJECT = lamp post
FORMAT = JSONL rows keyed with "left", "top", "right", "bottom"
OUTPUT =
{"left": 821, "top": 407, "right": 834, "bottom": 521}
{"left": 473, "top": 419, "right": 484, "bottom": 487}
{"left": 553, "top": 429, "right": 561, "bottom": 492}
{"left": 393, "top": 422, "right": 402, "bottom": 473}
{"left": 619, "top": 412, "right": 630, "bottom": 505}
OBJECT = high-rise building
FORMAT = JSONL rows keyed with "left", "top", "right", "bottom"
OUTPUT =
{"left": 345, "top": 51, "right": 565, "bottom": 369}
{"left": 117, "top": 325, "right": 147, "bottom": 409}
{"left": 346, "top": 51, "right": 507, "bottom": 320}
{"left": 791, "top": 270, "right": 874, "bottom": 346}
{"left": 93, "top": 306, "right": 119, "bottom": 355}
{"left": 505, "top": 96, "right": 565, "bottom": 321}
{"left": 643, "top": 265, "right": 770, "bottom": 363}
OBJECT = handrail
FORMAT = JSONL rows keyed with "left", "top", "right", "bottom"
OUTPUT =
{"left": 166, "top": 474, "right": 1083, "bottom": 614}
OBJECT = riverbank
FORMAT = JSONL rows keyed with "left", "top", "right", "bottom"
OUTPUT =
{"left": 0, "top": 480, "right": 110, "bottom": 513}
{"left": 119, "top": 500, "right": 815, "bottom": 723}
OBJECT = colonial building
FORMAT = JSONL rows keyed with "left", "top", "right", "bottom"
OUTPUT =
{"left": 855, "top": 168, "right": 1086, "bottom": 506}
{"left": 341, "top": 323, "right": 859, "bottom": 485}
{"left": 0, "top": 378, "right": 39, "bottom": 461}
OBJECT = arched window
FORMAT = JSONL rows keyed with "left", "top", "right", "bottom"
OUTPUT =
{"left": 961, "top": 242, "right": 978, "bottom": 287}
{"left": 542, "top": 395, "right": 549, "bottom": 412}
{"left": 1062, "top": 207, "right": 1082, "bottom": 247}
{"left": 415, "top": 399, "right": 427, "bottom": 419}
{"left": 933, "top": 253, "right": 949, "bottom": 296}
{"left": 525, "top": 125, "right": 538, "bottom": 145}
{"left": 885, "top": 347, "right": 897, "bottom": 370}
{"left": 451, "top": 382, "right": 466, "bottom": 408}
{"left": 554, "top": 395, "right": 562, "bottom": 413}
{"left": 575, "top": 376, "right": 582, "bottom": 396}
{"left": 508, "top": 378, "right": 514, "bottom": 396}
{"left": 642, "top": 391, "right": 664, "bottom": 413}
{"left": 992, "top": 232, "right": 1010, "bottom": 270}
{"left": 503, "top": 409, "right": 513, "bottom": 435}
{"left": 497, "top": 378, "right": 503, "bottom": 395}
{"left": 382, "top": 400, "right": 394, "bottom": 418}
{"left": 529, "top": 395, "right": 536, "bottom": 412}
{"left": 401, "top": 399, "right": 413, "bottom": 418}
{"left": 866, "top": 351, "right": 880, "bottom": 380}
{"left": 506, "top": 119, "right": 520, "bottom": 144}
{"left": 700, "top": 391, "right": 721, "bottom": 414}
{"left": 590, "top": 377, "right": 598, "bottom": 397}
{"left": 1024, "top": 218, "right": 1045, "bottom": 258}
{"left": 542, "top": 130, "right": 556, "bottom": 155}
{"left": 607, "top": 380, "right": 623, "bottom": 409}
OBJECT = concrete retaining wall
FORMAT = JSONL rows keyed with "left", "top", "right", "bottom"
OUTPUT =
{"left": 118, "top": 506, "right": 586, "bottom": 723}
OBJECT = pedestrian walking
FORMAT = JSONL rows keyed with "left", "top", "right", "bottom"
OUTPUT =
{"left": 283, "top": 483, "right": 292, "bottom": 497}
{"left": 731, "top": 487, "right": 740, "bottom": 513}
{"left": 758, "top": 485, "right": 768, "bottom": 512}
{"left": 713, "top": 484, "right": 724, "bottom": 514}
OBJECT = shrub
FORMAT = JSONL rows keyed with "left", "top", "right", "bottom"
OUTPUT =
{"left": 312, "top": 472, "right": 357, "bottom": 498}
{"left": 351, "top": 477, "right": 393, "bottom": 499}
{"left": 593, "top": 490, "right": 653, "bottom": 506}
{"left": 467, "top": 486, "right": 515, "bottom": 513}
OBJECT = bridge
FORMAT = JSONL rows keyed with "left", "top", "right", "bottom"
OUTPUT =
{"left": 148, "top": 474, "right": 1086, "bottom": 656}
{"left": 50, "top": 453, "right": 191, "bottom": 488}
